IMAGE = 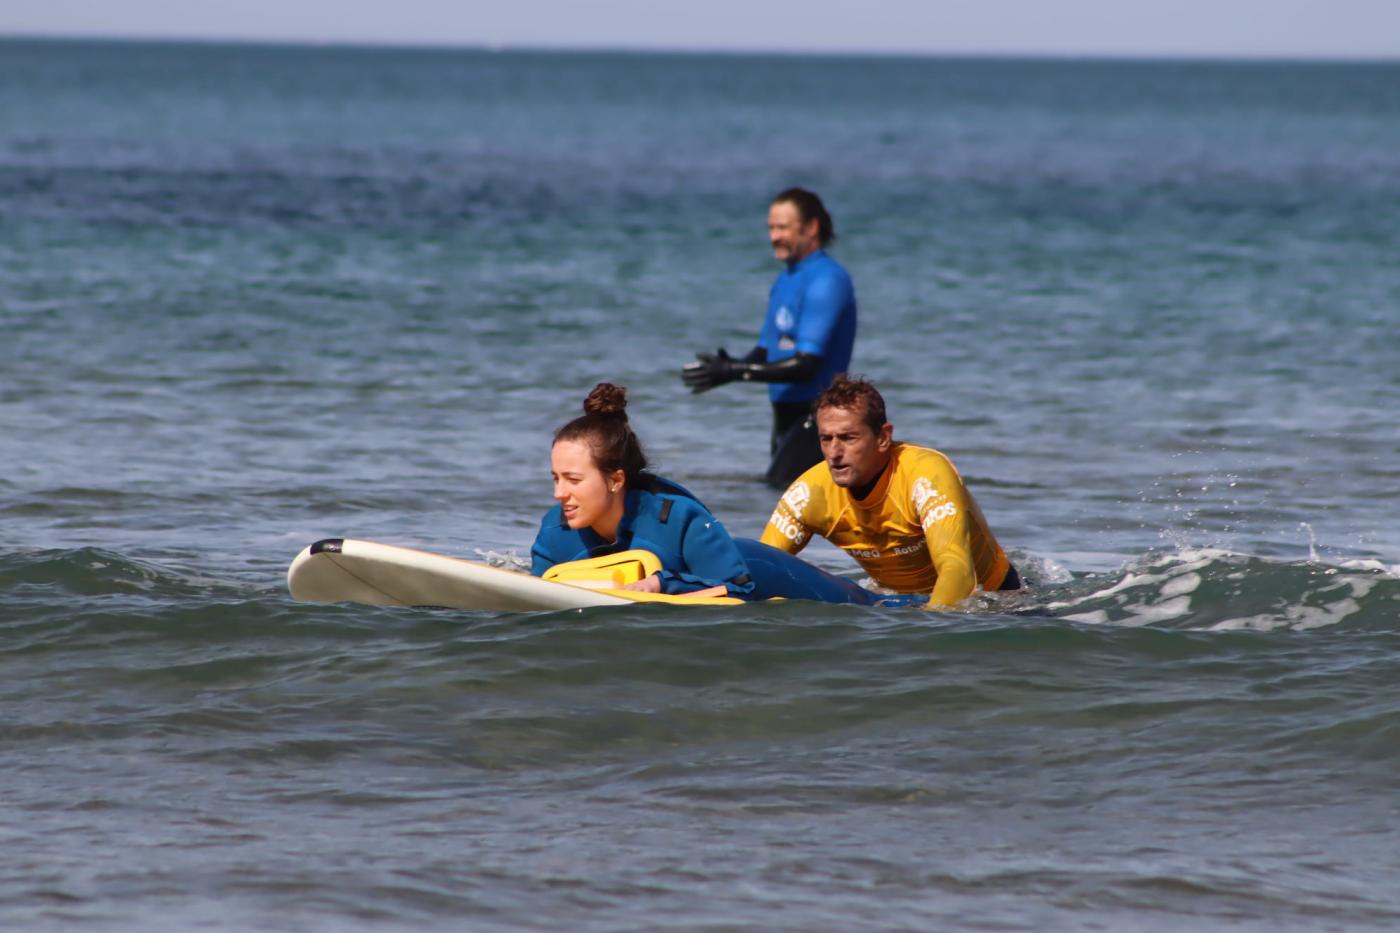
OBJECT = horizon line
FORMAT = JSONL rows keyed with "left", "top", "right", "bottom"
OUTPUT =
{"left": 3, "top": 31, "right": 1398, "bottom": 66}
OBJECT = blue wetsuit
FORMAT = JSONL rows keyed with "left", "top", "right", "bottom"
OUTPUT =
{"left": 757, "top": 249, "right": 857, "bottom": 404}
{"left": 531, "top": 477, "right": 756, "bottom": 598}
{"left": 531, "top": 477, "right": 877, "bottom": 605}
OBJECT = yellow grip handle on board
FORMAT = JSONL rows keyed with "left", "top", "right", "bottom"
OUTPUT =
{"left": 542, "top": 549, "right": 664, "bottom": 590}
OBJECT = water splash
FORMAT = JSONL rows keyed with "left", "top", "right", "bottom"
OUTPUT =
{"left": 1036, "top": 546, "right": 1397, "bottom": 632}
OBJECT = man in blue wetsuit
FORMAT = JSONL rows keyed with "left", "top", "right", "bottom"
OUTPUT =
{"left": 681, "top": 187, "right": 857, "bottom": 489}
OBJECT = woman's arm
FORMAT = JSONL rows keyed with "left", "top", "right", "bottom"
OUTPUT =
{"left": 657, "top": 508, "right": 755, "bottom": 598}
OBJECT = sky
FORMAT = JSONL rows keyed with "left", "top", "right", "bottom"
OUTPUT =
{"left": 2, "top": 0, "right": 1399, "bottom": 60}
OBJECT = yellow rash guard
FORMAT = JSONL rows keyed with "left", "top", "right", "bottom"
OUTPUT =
{"left": 760, "top": 442, "right": 1011, "bottom": 609}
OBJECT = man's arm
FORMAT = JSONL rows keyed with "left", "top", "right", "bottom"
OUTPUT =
{"left": 759, "top": 482, "right": 816, "bottom": 554}
{"left": 682, "top": 348, "right": 822, "bottom": 393}
{"left": 688, "top": 265, "right": 847, "bottom": 393}
{"left": 914, "top": 478, "right": 978, "bottom": 608}
{"left": 791, "top": 272, "right": 851, "bottom": 359}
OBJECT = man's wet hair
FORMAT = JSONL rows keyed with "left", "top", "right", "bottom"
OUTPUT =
{"left": 772, "top": 187, "right": 835, "bottom": 246}
{"left": 815, "top": 375, "right": 887, "bottom": 433}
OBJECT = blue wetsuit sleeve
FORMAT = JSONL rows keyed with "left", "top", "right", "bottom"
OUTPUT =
{"left": 530, "top": 539, "right": 553, "bottom": 577}
{"left": 655, "top": 509, "right": 756, "bottom": 598}
{"left": 530, "top": 510, "right": 571, "bottom": 576}
{"left": 793, "top": 270, "right": 852, "bottom": 358}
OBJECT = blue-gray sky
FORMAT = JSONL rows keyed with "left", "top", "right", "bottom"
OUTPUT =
{"left": 3, "top": 0, "right": 1399, "bottom": 59}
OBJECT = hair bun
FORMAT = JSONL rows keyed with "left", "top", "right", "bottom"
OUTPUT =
{"left": 583, "top": 383, "right": 628, "bottom": 420}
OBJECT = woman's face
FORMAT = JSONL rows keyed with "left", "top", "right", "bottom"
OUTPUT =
{"left": 551, "top": 438, "right": 625, "bottom": 532}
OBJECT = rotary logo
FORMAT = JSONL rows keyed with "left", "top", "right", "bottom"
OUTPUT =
{"left": 911, "top": 477, "right": 939, "bottom": 510}
{"left": 913, "top": 477, "right": 956, "bottom": 529}
{"left": 920, "top": 502, "right": 958, "bottom": 530}
{"left": 783, "top": 481, "right": 811, "bottom": 517}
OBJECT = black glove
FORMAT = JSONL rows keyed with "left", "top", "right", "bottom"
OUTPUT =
{"left": 681, "top": 348, "right": 737, "bottom": 393}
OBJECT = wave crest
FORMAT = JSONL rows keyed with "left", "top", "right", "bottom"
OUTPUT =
{"left": 1036, "top": 547, "right": 1398, "bottom": 632}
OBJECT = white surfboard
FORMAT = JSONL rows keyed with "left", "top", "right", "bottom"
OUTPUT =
{"left": 286, "top": 538, "right": 742, "bottom": 612}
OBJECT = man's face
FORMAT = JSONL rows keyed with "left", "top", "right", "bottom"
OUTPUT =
{"left": 816, "top": 404, "right": 893, "bottom": 489}
{"left": 768, "top": 201, "right": 821, "bottom": 264}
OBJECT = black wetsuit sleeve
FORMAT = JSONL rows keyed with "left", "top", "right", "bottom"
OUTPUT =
{"left": 741, "top": 346, "right": 768, "bottom": 364}
{"left": 683, "top": 346, "right": 821, "bottom": 393}
{"left": 729, "top": 352, "right": 822, "bottom": 384}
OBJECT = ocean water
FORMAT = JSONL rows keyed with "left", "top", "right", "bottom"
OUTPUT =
{"left": 2, "top": 38, "right": 1399, "bottom": 930}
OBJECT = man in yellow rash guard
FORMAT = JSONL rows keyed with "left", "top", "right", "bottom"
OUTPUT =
{"left": 760, "top": 375, "right": 1021, "bottom": 609}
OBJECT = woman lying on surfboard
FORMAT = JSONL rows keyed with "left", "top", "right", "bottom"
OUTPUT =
{"left": 531, "top": 383, "right": 757, "bottom": 597}
{"left": 532, "top": 382, "right": 886, "bottom": 605}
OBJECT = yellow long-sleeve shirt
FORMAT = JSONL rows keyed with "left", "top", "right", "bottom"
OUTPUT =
{"left": 759, "top": 442, "right": 1011, "bottom": 608}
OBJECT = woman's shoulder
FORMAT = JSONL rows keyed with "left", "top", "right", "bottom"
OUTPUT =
{"left": 634, "top": 478, "right": 714, "bottom": 521}
{"left": 646, "top": 474, "right": 703, "bottom": 501}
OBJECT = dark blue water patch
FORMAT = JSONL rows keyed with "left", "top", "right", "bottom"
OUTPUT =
{"left": 5, "top": 143, "right": 1397, "bottom": 238}
{"left": 0, "top": 160, "right": 565, "bottom": 230}
{"left": 6, "top": 40, "right": 1400, "bottom": 238}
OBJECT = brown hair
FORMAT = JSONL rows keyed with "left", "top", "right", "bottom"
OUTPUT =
{"left": 815, "top": 375, "right": 887, "bottom": 433}
{"left": 772, "top": 187, "right": 835, "bottom": 246}
{"left": 553, "top": 383, "right": 652, "bottom": 488}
